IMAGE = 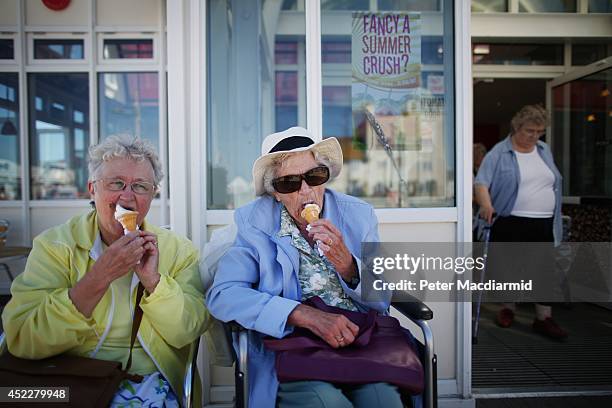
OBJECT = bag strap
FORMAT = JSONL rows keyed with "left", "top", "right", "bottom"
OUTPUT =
{"left": 123, "top": 282, "right": 145, "bottom": 381}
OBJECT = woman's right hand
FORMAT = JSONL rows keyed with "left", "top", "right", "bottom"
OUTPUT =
{"left": 287, "top": 304, "right": 359, "bottom": 348}
{"left": 479, "top": 204, "right": 496, "bottom": 225}
{"left": 90, "top": 232, "right": 146, "bottom": 285}
{"left": 69, "top": 232, "right": 146, "bottom": 317}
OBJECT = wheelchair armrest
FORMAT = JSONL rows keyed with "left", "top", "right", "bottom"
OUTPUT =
{"left": 224, "top": 321, "right": 249, "bottom": 408}
{"left": 391, "top": 299, "right": 437, "bottom": 408}
{"left": 391, "top": 294, "right": 433, "bottom": 321}
{"left": 183, "top": 337, "right": 200, "bottom": 408}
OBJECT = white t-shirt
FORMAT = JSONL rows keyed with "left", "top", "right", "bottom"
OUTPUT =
{"left": 511, "top": 148, "right": 555, "bottom": 218}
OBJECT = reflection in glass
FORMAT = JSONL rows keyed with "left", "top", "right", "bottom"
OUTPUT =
{"left": 98, "top": 73, "right": 159, "bottom": 152}
{"left": 472, "top": 43, "right": 564, "bottom": 65}
{"left": 572, "top": 43, "right": 612, "bottom": 66}
{"left": 275, "top": 41, "right": 298, "bottom": 64}
{"left": 34, "top": 39, "right": 84, "bottom": 59}
{"left": 422, "top": 36, "right": 444, "bottom": 65}
{"left": 281, "top": 0, "right": 300, "bottom": 10}
{"left": 275, "top": 72, "right": 298, "bottom": 132}
{"left": 103, "top": 39, "right": 154, "bottom": 59}
{"left": 518, "top": 0, "right": 576, "bottom": 12}
{"left": 322, "top": 1, "right": 455, "bottom": 208}
{"left": 471, "top": 0, "right": 507, "bottom": 12}
{"left": 0, "top": 39, "right": 14, "bottom": 60}
{"left": 28, "top": 73, "right": 89, "bottom": 199}
{"left": 207, "top": 0, "right": 306, "bottom": 209}
{"left": 322, "top": 40, "right": 351, "bottom": 63}
{"left": 378, "top": 0, "right": 440, "bottom": 11}
{"left": 0, "top": 73, "right": 20, "bottom": 200}
{"left": 552, "top": 67, "right": 612, "bottom": 198}
{"left": 589, "top": 0, "right": 612, "bottom": 12}
{"left": 321, "top": 0, "right": 369, "bottom": 10}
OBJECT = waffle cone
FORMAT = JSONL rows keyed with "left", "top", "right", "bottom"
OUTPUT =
{"left": 301, "top": 205, "right": 320, "bottom": 224}
{"left": 118, "top": 212, "right": 139, "bottom": 232}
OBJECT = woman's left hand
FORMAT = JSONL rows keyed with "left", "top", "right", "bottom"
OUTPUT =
{"left": 134, "top": 230, "right": 161, "bottom": 293}
{"left": 308, "top": 220, "right": 357, "bottom": 282}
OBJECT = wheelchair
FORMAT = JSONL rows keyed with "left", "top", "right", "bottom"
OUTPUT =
{"left": 199, "top": 224, "right": 438, "bottom": 408}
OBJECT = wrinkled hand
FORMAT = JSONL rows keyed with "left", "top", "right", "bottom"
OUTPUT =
{"left": 133, "top": 230, "right": 160, "bottom": 293}
{"left": 308, "top": 220, "right": 356, "bottom": 281}
{"left": 288, "top": 304, "right": 359, "bottom": 348}
{"left": 479, "top": 204, "right": 495, "bottom": 225}
{"left": 70, "top": 232, "right": 149, "bottom": 317}
{"left": 90, "top": 232, "right": 147, "bottom": 286}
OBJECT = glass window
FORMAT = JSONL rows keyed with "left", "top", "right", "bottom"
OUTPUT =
{"left": 572, "top": 43, "right": 612, "bottom": 66}
{"left": 518, "top": 0, "right": 576, "bottom": 12}
{"left": 422, "top": 36, "right": 444, "bottom": 65}
{"left": 472, "top": 43, "right": 564, "bottom": 65}
{"left": 103, "top": 39, "right": 154, "bottom": 59}
{"left": 275, "top": 72, "right": 299, "bottom": 132}
{"left": 322, "top": 0, "right": 455, "bottom": 208}
{"left": 275, "top": 41, "right": 298, "bottom": 64}
{"left": 471, "top": 0, "right": 508, "bottom": 12}
{"left": 28, "top": 73, "right": 89, "bottom": 200}
{"left": 552, "top": 67, "right": 611, "bottom": 198}
{"left": 0, "top": 39, "right": 14, "bottom": 60}
{"left": 589, "top": 0, "right": 612, "bottom": 12}
{"left": 281, "top": 0, "right": 300, "bottom": 10}
{"left": 98, "top": 72, "right": 159, "bottom": 152}
{"left": 0, "top": 73, "right": 20, "bottom": 200}
{"left": 207, "top": 0, "right": 306, "bottom": 209}
{"left": 322, "top": 0, "right": 369, "bottom": 10}
{"left": 378, "top": 0, "right": 440, "bottom": 11}
{"left": 323, "top": 86, "right": 352, "bottom": 137}
{"left": 322, "top": 40, "right": 351, "bottom": 64}
{"left": 34, "top": 39, "right": 84, "bottom": 60}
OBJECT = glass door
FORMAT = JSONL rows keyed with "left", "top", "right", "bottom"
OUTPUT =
{"left": 548, "top": 57, "right": 612, "bottom": 206}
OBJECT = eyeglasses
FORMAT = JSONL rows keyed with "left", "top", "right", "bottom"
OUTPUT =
{"left": 94, "top": 178, "right": 156, "bottom": 195}
{"left": 272, "top": 166, "right": 330, "bottom": 194}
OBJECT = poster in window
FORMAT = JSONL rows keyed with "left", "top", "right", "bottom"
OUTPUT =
{"left": 352, "top": 12, "right": 422, "bottom": 152}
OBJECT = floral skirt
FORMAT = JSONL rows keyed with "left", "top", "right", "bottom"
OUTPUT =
{"left": 110, "top": 372, "right": 179, "bottom": 408}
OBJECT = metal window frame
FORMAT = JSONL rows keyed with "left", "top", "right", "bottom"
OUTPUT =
{"left": 0, "top": 0, "right": 169, "bottom": 244}
{"left": 97, "top": 33, "right": 158, "bottom": 65}
{"left": 0, "top": 34, "right": 19, "bottom": 65}
{"left": 27, "top": 33, "right": 89, "bottom": 65}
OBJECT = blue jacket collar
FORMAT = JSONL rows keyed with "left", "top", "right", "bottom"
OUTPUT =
{"left": 246, "top": 189, "right": 339, "bottom": 237}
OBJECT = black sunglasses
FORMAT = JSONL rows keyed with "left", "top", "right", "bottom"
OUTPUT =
{"left": 272, "top": 166, "right": 330, "bottom": 194}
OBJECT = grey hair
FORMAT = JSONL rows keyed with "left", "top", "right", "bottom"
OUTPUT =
{"left": 262, "top": 150, "right": 333, "bottom": 195}
{"left": 88, "top": 135, "right": 163, "bottom": 185}
{"left": 511, "top": 104, "right": 549, "bottom": 133}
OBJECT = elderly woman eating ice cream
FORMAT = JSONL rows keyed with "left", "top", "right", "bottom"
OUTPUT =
{"left": 2, "top": 135, "right": 209, "bottom": 406}
{"left": 206, "top": 127, "right": 399, "bottom": 408}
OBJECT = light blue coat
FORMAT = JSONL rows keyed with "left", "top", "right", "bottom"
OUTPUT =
{"left": 475, "top": 136, "right": 563, "bottom": 246}
{"left": 206, "top": 189, "right": 390, "bottom": 408}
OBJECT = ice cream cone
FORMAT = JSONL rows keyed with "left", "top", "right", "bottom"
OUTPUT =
{"left": 114, "top": 204, "right": 140, "bottom": 234}
{"left": 118, "top": 212, "right": 139, "bottom": 232}
{"left": 301, "top": 203, "right": 320, "bottom": 224}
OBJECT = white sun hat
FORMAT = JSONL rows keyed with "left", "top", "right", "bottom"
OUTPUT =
{"left": 252, "top": 126, "right": 343, "bottom": 196}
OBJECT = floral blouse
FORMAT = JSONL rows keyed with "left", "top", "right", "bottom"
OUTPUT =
{"left": 278, "top": 207, "right": 357, "bottom": 311}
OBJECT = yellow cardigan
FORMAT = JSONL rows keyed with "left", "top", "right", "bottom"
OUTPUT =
{"left": 2, "top": 211, "right": 210, "bottom": 402}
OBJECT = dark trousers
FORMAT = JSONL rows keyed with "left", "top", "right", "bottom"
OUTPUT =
{"left": 491, "top": 216, "right": 553, "bottom": 243}
{"left": 490, "top": 216, "right": 554, "bottom": 306}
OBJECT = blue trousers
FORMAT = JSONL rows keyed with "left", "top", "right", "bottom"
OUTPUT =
{"left": 277, "top": 380, "right": 404, "bottom": 408}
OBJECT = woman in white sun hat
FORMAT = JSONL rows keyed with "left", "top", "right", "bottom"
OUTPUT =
{"left": 206, "top": 126, "right": 403, "bottom": 408}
